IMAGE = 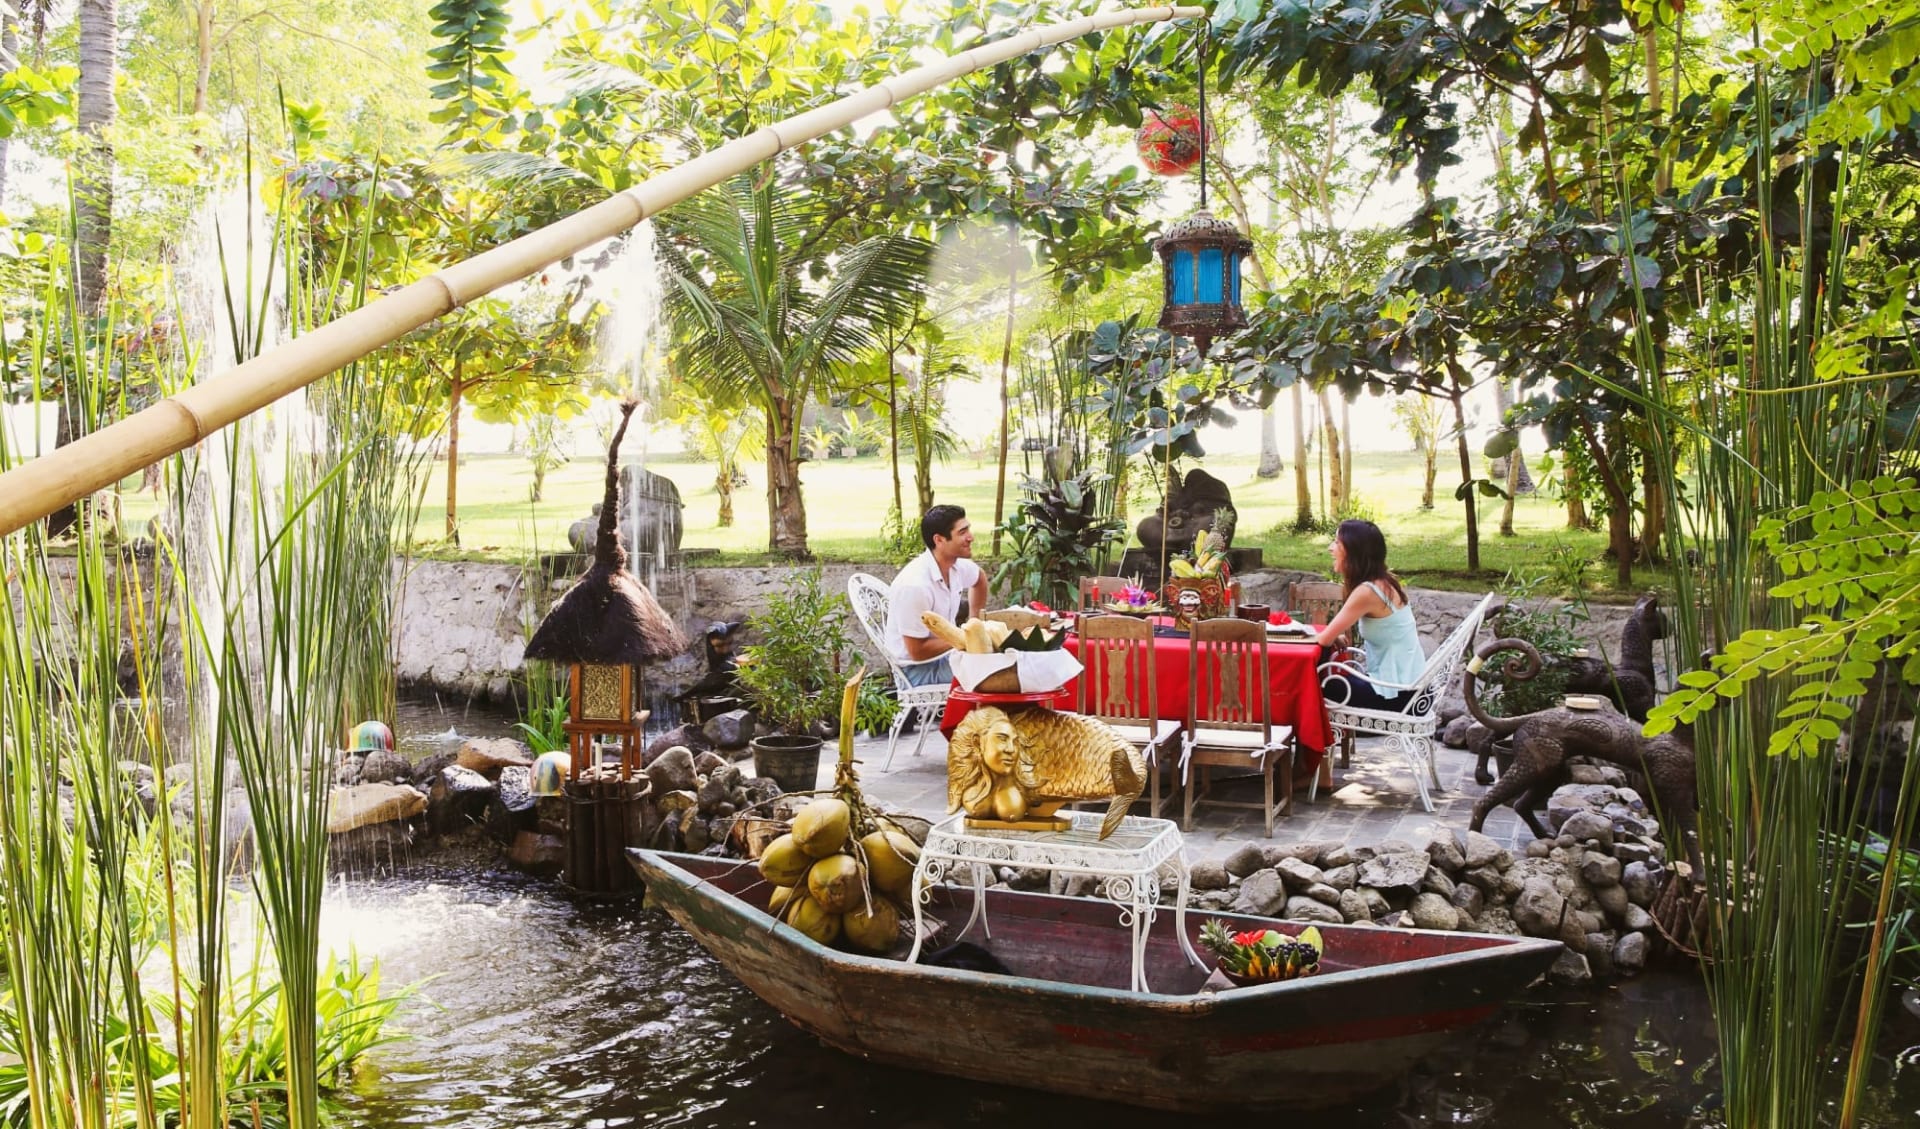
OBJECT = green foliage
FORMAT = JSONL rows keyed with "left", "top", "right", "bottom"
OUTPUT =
{"left": 425, "top": 0, "right": 520, "bottom": 142}
{"left": 854, "top": 678, "right": 900, "bottom": 737}
{"left": 992, "top": 472, "right": 1126, "bottom": 608}
{"left": 1650, "top": 476, "right": 1920, "bottom": 759}
{"left": 735, "top": 568, "right": 856, "bottom": 734}
{"left": 514, "top": 661, "right": 569, "bottom": 754}
{"left": 1481, "top": 576, "right": 1588, "bottom": 717}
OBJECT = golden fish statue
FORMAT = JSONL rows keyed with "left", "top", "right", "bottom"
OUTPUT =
{"left": 947, "top": 707, "right": 1146, "bottom": 839}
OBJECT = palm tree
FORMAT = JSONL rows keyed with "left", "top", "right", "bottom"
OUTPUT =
{"left": 658, "top": 171, "right": 930, "bottom": 558}
{"left": 76, "top": 0, "right": 115, "bottom": 310}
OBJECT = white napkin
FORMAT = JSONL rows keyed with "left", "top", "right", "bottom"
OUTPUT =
{"left": 948, "top": 650, "right": 1084, "bottom": 693}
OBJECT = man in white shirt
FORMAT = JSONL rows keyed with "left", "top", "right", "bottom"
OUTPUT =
{"left": 884, "top": 504, "right": 989, "bottom": 686}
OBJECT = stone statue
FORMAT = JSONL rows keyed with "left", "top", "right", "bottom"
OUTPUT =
{"left": 1135, "top": 467, "right": 1236, "bottom": 563}
{"left": 1561, "top": 594, "right": 1667, "bottom": 721}
{"left": 568, "top": 464, "right": 684, "bottom": 560}
{"left": 1463, "top": 637, "right": 1698, "bottom": 871}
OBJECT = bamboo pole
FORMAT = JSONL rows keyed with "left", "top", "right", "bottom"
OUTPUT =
{"left": 0, "top": 5, "right": 1205, "bottom": 538}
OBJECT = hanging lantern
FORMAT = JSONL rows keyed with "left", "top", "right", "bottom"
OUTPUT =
{"left": 1149, "top": 20, "right": 1249, "bottom": 356}
{"left": 1155, "top": 210, "right": 1251, "bottom": 355}
{"left": 1135, "top": 105, "right": 1208, "bottom": 176}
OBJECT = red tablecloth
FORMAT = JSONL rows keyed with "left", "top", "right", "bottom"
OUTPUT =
{"left": 937, "top": 631, "right": 1333, "bottom": 764}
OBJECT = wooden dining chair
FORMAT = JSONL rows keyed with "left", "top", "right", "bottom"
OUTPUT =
{"left": 1077, "top": 575, "right": 1131, "bottom": 612}
{"left": 1182, "top": 617, "right": 1292, "bottom": 836}
{"left": 1287, "top": 579, "right": 1350, "bottom": 768}
{"left": 1075, "top": 615, "right": 1182, "bottom": 818}
{"left": 1287, "top": 580, "right": 1345, "bottom": 628}
{"left": 982, "top": 607, "right": 1051, "bottom": 632}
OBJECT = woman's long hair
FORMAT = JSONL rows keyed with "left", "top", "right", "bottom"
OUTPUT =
{"left": 1335, "top": 519, "right": 1406, "bottom": 603}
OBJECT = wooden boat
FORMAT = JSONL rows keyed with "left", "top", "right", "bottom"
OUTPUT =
{"left": 629, "top": 849, "right": 1563, "bottom": 1112}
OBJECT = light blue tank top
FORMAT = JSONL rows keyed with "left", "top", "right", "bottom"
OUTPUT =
{"left": 1356, "top": 581, "right": 1424, "bottom": 688}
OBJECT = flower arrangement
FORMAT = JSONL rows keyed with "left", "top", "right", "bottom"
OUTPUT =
{"left": 1198, "top": 919, "right": 1324, "bottom": 984}
{"left": 1100, "top": 582, "right": 1165, "bottom": 616}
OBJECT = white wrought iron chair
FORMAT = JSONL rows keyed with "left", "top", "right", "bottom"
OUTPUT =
{"left": 1311, "top": 592, "right": 1496, "bottom": 812}
{"left": 848, "top": 573, "right": 953, "bottom": 769}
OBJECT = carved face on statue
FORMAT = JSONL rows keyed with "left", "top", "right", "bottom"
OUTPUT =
{"left": 1177, "top": 587, "right": 1203, "bottom": 617}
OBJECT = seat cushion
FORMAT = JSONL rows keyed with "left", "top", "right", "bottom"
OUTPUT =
{"left": 1102, "top": 720, "right": 1181, "bottom": 749}
{"left": 1188, "top": 725, "right": 1291, "bottom": 751}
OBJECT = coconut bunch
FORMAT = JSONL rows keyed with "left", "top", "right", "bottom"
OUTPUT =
{"left": 757, "top": 668, "right": 921, "bottom": 953}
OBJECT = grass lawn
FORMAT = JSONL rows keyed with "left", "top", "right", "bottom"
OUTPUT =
{"left": 286, "top": 446, "right": 1653, "bottom": 600}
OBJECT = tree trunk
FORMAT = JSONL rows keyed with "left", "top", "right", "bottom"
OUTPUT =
{"left": 445, "top": 368, "right": 462, "bottom": 541}
{"left": 766, "top": 396, "right": 810, "bottom": 557}
{"left": 1291, "top": 383, "right": 1312, "bottom": 527}
{"left": 0, "top": 15, "right": 17, "bottom": 207}
{"left": 194, "top": 0, "right": 214, "bottom": 116}
{"left": 990, "top": 225, "right": 1020, "bottom": 556}
{"left": 715, "top": 457, "right": 735, "bottom": 528}
{"left": 1578, "top": 419, "right": 1635, "bottom": 587}
{"left": 1641, "top": 462, "right": 1666, "bottom": 562}
{"left": 1318, "top": 388, "right": 1345, "bottom": 516}
{"left": 1566, "top": 459, "right": 1588, "bottom": 530}
{"left": 1493, "top": 378, "right": 1517, "bottom": 536}
{"left": 76, "top": 0, "right": 116, "bottom": 312}
{"left": 1421, "top": 445, "right": 1437, "bottom": 510}
{"left": 1452, "top": 387, "right": 1480, "bottom": 572}
{"left": 1340, "top": 396, "right": 1353, "bottom": 503}
{"left": 888, "top": 347, "right": 902, "bottom": 521}
{"left": 1257, "top": 405, "right": 1283, "bottom": 477}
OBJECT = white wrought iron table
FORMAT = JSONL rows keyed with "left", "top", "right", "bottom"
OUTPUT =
{"left": 904, "top": 809, "right": 1203, "bottom": 992}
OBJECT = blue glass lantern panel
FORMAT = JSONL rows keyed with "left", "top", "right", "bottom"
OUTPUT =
{"left": 1196, "top": 247, "right": 1225, "bottom": 303}
{"left": 1230, "top": 250, "right": 1243, "bottom": 304}
{"left": 1170, "top": 249, "right": 1196, "bottom": 303}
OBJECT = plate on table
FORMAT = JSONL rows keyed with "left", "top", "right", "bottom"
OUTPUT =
{"left": 1266, "top": 621, "right": 1317, "bottom": 638}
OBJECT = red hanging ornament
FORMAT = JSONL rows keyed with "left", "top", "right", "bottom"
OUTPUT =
{"left": 1135, "top": 105, "right": 1209, "bottom": 176}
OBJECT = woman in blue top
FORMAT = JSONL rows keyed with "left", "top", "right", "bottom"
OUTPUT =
{"left": 1314, "top": 520, "right": 1424, "bottom": 712}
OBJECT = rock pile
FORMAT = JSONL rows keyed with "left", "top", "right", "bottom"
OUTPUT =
{"left": 988, "top": 782, "right": 1673, "bottom": 985}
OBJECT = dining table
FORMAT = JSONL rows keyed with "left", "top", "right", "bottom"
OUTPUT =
{"left": 937, "top": 616, "right": 1335, "bottom": 776}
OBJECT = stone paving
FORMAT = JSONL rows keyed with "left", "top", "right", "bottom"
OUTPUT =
{"left": 821, "top": 725, "right": 1533, "bottom": 863}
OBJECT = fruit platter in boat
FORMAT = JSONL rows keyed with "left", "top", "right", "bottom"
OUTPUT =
{"left": 629, "top": 848, "right": 1562, "bottom": 1112}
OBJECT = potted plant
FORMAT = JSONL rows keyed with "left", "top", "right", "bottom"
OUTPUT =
{"left": 735, "top": 567, "right": 857, "bottom": 793}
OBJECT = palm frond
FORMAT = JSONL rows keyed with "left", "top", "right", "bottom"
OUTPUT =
{"left": 431, "top": 150, "right": 610, "bottom": 207}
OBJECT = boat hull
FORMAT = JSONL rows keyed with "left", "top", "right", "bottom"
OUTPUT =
{"left": 630, "top": 849, "right": 1561, "bottom": 1112}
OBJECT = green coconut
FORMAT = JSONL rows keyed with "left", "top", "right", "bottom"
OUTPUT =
{"left": 767, "top": 884, "right": 796, "bottom": 918}
{"left": 806, "top": 852, "right": 867, "bottom": 914}
{"left": 842, "top": 898, "right": 901, "bottom": 954}
{"left": 792, "top": 798, "right": 852, "bottom": 859}
{"left": 758, "top": 834, "right": 811, "bottom": 888}
{"left": 786, "top": 892, "right": 842, "bottom": 945}
{"left": 860, "top": 829, "right": 920, "bottom": 900}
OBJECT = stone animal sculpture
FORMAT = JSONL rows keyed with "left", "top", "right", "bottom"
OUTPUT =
{"left": 1471, "top": 594, "right": 1670, "bottom": 786}
{"left": 1464, "top": 637, "right": 1699, "bottom": 871}
{"left": 947, "top": 706, "right": 1145, "bottom": 839}
{"left": 1562, "top": 593, "right": 1668, "bottom": 721}
{"left": 1134, "top": 466, "right": 1236, "bottom": 563}
{"left": 675, "top": 621, "right": 746, "bottom": 707}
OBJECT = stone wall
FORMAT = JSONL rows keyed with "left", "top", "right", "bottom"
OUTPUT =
{"left": 393, "top": 560, "right": 1670, "bottom": 701}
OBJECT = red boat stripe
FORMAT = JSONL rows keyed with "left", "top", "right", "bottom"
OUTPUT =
{"left": 1052, "top": 1005, "right": 1498, "bottom": 1057}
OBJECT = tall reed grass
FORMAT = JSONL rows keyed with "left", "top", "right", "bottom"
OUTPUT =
{"left": 1628, "top": 66, "right": 1920, "bottom": 1127}
{"left": 0, "top": 175, "right": 420, "bottom": 1128}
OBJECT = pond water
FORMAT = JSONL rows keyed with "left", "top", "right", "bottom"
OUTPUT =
{"left": 322, "top": 699, "right": 1920, "bottom": 1128}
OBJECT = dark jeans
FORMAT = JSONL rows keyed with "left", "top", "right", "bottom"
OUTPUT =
{"left": 1320, "top": 670, "right": 1412, "bottom": 713}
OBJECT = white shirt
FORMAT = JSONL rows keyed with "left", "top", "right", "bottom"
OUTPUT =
{"left": 884, "top": 549, "right": 982, "bottom": 663}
